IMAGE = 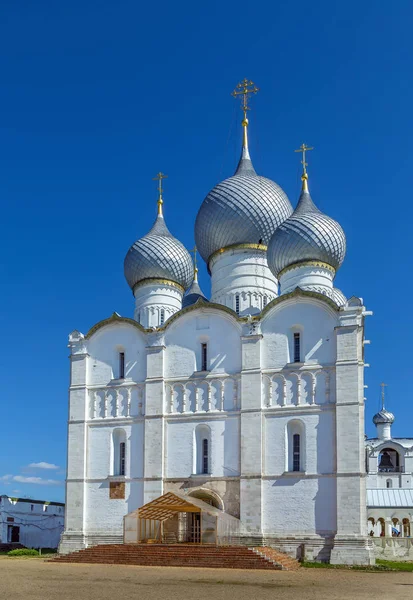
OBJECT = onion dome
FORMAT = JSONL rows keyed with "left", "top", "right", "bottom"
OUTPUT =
{"left": 194, "top": 83, "right": 292, "bottom": 265}
{"left": 182, "top": 269, "right": 208, "bottom": 308}
{"left": 373, "top": 409, "right": 395, "bottom": 425}
{"left": 373, "top": 384, "right": 395, "bottom": 425}
{"left": 124, "top": 179, "right": 194, "bottom": 292}
{"left": 267, "top": 169, "right": 346, "bottom": 278}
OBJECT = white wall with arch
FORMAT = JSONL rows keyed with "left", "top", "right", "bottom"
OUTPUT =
{"left": 165, "top": 416, "right": 240, "bottom": 478}
{"left": 264, "top": 411, "right": 335, "bottom": 476}
{"left": 261, "top": 299, "right": 339, "bottom": 369}
{"left": 164, "top": 310, "right": 242, "bottom": 379}
{"left": 87, "top": 324, "right": 146, "bottom": 385}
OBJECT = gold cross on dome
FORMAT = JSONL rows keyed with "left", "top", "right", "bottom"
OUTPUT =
{"left": 232, "top": 79, "right": 259, "bottom": 120}
{"left": 153, "top": 172, "right": 168, "bottom": 215}
{"left": 153, "top": 171, "right": 168, "bottom": 198}
{"left": 294, "top": 143, "right": 314, "bottom": 175}
{"left": 380, "top": 382, "right": 388, "bottom": 409}
{"left": 190, "top": 246, "right": 198, "bottom": 270}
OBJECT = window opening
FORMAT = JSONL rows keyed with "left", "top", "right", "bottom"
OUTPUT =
{"left": 119, "top": 442, "right": 126, "bottom": 476}
{"left": 160, "top": 309, "right": 165, "bottom": 326}
{"left": 263, "top": 296, "right": 267, "bottom": 308}
{"left": 293, "top": 333, "right": 301, "bottom": 363}
{"left": 201, "top": 343, "right": 208, "bottom": 371}
{"left": 235, "top": 294, "right": 240, "bottom": 315}
{"left": 293, "top": 434, "right": 300, "bottom": 471}
{"left": 386, "top": 479, "right": 392, "bottom": 489}
{"left": 30, "top": 504, "right": 34, "bottom": 512}
{"left": 119, "top": 352, "right": 125, "bottom": 379}
{"left": 202, "top": 438, "right": 209, "bottom": 474}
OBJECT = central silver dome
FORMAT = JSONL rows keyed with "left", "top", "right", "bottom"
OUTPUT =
{"left": 124, "top": 211, "right": 194, "bottom": 291}
{"left": 195, "top": 146, "right": 293, "bottom": 264}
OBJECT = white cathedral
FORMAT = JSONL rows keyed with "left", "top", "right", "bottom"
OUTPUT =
{"left": 60, "top": 81, "right": 376, "bottom": 565}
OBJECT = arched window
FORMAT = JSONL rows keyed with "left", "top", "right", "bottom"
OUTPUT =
{"left": 201, "top": 343, "right": 208, "bottom": 372}
{"left": 112, "top": 429, "right": 126, "bottom": 476}
{"left": 386, "top": 479, "right": 392, "bottom": 489}
{"left": 293, "top": 333, "right": 301, "bottom": 363}
{"left": 119, "top": 352, "right": 125, "bottom": 379}
{"left": 286, "top": 420, "right": 305, "bottom": 473}
{"left": 194, "top": 425, "right": 211, "bottom": 475}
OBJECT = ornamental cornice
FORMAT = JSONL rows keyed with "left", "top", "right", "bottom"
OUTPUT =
{"left": 208, "top": 242, "right": 267, "bottom": 272}
{"left": 85, "top": 312, "right": 146, "bottom": 339}
{"left": 278, "top": 260, "right": 336, "bottom": 279}
{"left": 259, "top": 287, "right": 340, "bottom": 318}
{"left": 158, "top": 298, "right": 242, "bottom": 331}
{"left": 132, "top": 277, "right": 185, "bottom": 294}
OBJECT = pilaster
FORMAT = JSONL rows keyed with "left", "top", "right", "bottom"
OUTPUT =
{"left": 240, "top": 332, "right": 263, "bottom": 535}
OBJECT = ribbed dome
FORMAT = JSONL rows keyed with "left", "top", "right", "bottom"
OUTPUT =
{"left": 124, "top": 212, "right": 194, "bottom": 291}
{"left": 373, "top": 409, "right": 395, "bottom": 425}
{"left": 195, "top": 145, "right": 293, "bottom": 264}
{"left": 267, "top": 176, "right": 346, "bottom": 278}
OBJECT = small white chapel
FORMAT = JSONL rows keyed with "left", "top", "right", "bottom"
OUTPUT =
{"left": 60, "top": 80, "right": 375, "bottom": 565}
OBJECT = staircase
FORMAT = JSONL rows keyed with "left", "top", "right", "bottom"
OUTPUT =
{"left": 53, "top": 544, "right": 299, "bottom": 570}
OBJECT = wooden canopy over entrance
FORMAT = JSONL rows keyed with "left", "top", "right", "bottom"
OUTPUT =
{"left": 137, "top": 492, "right": 202, "bottom": 522}
{"left": 124, "top": 491, "right": 241, "bottom": 545}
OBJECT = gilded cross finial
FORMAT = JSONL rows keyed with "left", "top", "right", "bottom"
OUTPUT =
{"left": 380, "top": 382, "right": 388, "bottom": 410}
{"left": 232, "top": 79, "right": 259, "bottom": 151}
{"left": 295, "top": 143, "right": 314, "bottom": 191}
{"left": 190, "top": 246, "right": 198, "bottom": 282}
{"left": 232, "top": 78, "right": 259, "bottom": 121}
{"left": 153, "top": 172, "right": 168, "bottom": 216}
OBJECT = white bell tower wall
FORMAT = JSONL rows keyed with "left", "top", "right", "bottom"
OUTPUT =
{"left": 133, "top": 279, "right": 184, "bottom": 328}
{"left": 209, "top": 245, "right": 278, "bottom": 316}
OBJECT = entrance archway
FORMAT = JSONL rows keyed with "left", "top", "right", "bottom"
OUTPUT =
{"left": 187, "top": 488, "right": 224, "bottom": 511}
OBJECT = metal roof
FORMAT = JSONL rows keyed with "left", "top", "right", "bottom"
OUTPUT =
{"left": 367, "top": 489, "right": 413, "bottom": 508}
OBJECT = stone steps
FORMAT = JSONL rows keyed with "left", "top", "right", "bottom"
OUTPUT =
{"left": 53, "top": 544, "right": 298, "bottom": 570}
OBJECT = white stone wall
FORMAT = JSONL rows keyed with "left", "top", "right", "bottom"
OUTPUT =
{"left": 0, "top": 497, "right": 64, "bottom": 548}
{"left": 62, "top": 292, "right": 373, "bottom": 564}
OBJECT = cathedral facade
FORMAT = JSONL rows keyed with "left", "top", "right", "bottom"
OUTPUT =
{"left": 60, "top": 82, "right": 374, "bottom": 564}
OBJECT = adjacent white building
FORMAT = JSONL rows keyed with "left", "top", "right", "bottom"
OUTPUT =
{"left": 365, "top": 399, "right": 413, "bottom": 559}
{"left": 0, "top": 495, "right": 64, "bottom": 549}
{"left": 60, "top": 84, "right": 375, "bottom": 564}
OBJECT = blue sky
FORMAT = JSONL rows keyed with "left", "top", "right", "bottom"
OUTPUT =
{"left": 1, "top": 1, "right": 412, "bottom": 502}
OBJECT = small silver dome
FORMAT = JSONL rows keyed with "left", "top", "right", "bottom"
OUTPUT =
{"left": 373, "top": 409, "right": 395, "bottom": 425}
{"left": 267, "top": 176, "right": 346, "bottom": 277}
{"left": 124, "top": 211, "right": 194, "bottom": 291}
{"left": 182, "top": 272, "right": 208, "bottom": 308}
{"left": 195, "top": 145, "right": 293, "bottom": 264}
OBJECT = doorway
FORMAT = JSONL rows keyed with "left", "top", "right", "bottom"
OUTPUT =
{"left": 189, "top": 512, "right": 201, "bottom": 543}
{"left": 8, "top": 525, "right": 20, "bottom": 543}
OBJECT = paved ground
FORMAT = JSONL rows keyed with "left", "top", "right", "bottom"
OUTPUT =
{"left": 1, "top": 558, "right": 413, "bottom": 600}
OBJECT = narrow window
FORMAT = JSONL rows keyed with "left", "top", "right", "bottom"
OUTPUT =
{"left": 44, "top": 505, "right": 48, "bottom": 512}
{"left": 201, "top": 343, "right": 208, "bottom": 371}
{"left": 202, "top": 438, "right": 209, "bottom": 474}
{"left": 263, "top": 296, "right": 267, "bottom": 308}
{"left": 293, "top": 333, "right": 301, "bottom": 363}
{"left": 235, "top": 294, "right": 240, "bottom": 315}
{"left": 119, "top": 352, "right": 125, "bottom": 379}
{"left": 30, "top": 504, "right": 34, "bottom": 512}
{"left": 160, "top": 309, "right": 165, "bottom": 326}
{"left": 386, "top": 479, "right": 392, "bottom": 489}
{"left": 293, "top": 434, "right": 300, "bottom": 471}
{"left": 119, "top": 442, "right": 126, "bottom": 476}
